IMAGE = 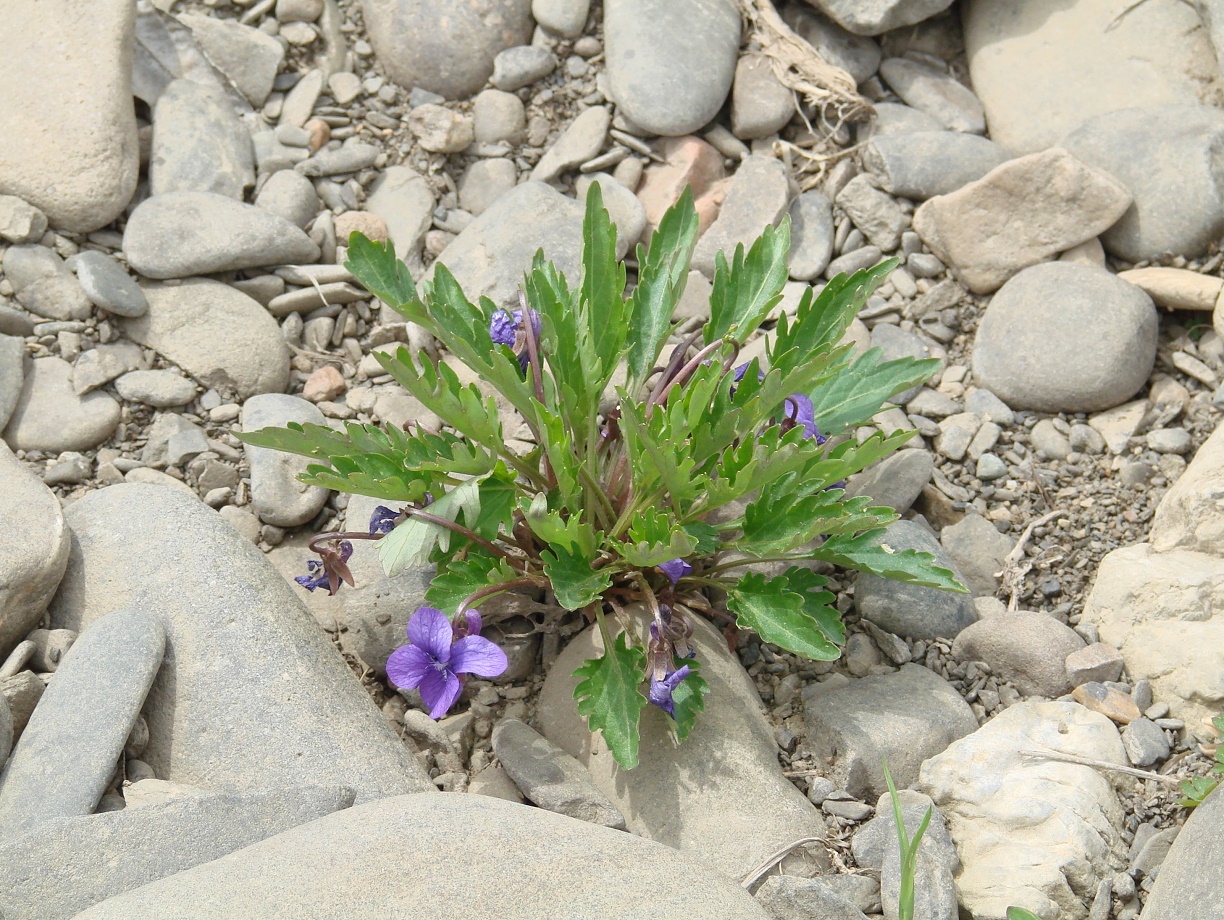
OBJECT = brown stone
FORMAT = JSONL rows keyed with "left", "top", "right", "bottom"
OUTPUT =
{"left": 635, "top": 136, "right": 726, "bottom": 238}
{"left": 334, "top": 212, "right": 389, "bottom": 244}
{"left": 1072, "top": 681, "right": 1140, "bottom": 724}
{"left": 302, "top": 365, "right": 346, "bottom": 403}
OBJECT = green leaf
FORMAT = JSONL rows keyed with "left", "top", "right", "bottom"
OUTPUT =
{"left": 523, "top": 494, "right": 598, "bottom": 558}
{"left": 1006, "top": 910, "right": 1043, "bottom": 920}
{"left": 344, "top": 232, "right": 422, "bottom": 316}
{"left": 626, "top": 187, "right": 699, "bottom": 392}
{"left": 616, "top": 508, "right": 698, "bottom": 568}
{"left": 704, "top": 219, "right": 790, "bottom": 346}
{"left": 378, "top": 478, "right": 483, "bottom": 577}
{"left": 812, "top": 529, "right": 968, "bottom": 592}
{"left": 425, "top": 551, "right": 519, "bottom": 612}
{"left": 542, "top": 543, "right": 613, "bottom": 610}
{"left": 579, "top": 182, "right": 628, "bottom": 382}
{"left": 681, "top": 521, "right": 721, "bottom": 555}
{"left": 669, "top": 655, "right": 708, "bottom": 743}
{"left": 780, "top": 567, "right": 845, "bottom": 647}
{"left": 726, "top": 572, "right": 842, "bottom": 660}
{"left": 808, "top": 347, "right": 941, "bottom": 437}
{"left": 573, "top": 631, "right": 648, "bottom": 769}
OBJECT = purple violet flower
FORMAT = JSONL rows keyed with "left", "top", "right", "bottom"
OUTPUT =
{"left": 490, "top": 308, "right": 542, "bottom": 371}
{"left": 648, "top": 664, "right": 693, "bottom": 718}
{"left": 295, "top": 540, "right": 354, "bottom": 595}
{"left": 386, "top": 607, "right": 508, "bottom": 719}
{"left": 658, "top": 558, "right": 693, "bottom": 585}
{"left": 369, "top": 505, "right": 399, "bottom": 535}
{"left": 783, "top": 393, "right": 824, "bottom": 442}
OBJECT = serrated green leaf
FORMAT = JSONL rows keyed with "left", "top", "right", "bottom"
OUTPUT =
{"left": 704, "top": 219, "right": 790, "bottom": 346}
{"left": 779, "top": 567, "right": 845, "bottom": 647}
{"left": 378, "top": 478, "right": 483, "bottom": 577}
{"left": 523, "top": 494, "right": 598, "bottom": 558}
{"left": 1179, "top": 776, "right": 1220, "bottom": 808}
{"left": 580, "top": 182, "right": 628, "bottom": 381}
{"left": 425, "top": 551, "right": 519, "bottom": 612}
{"left": 573, "top": 631, "right": 648, "bottom": 769}
{"left": 617, "top": 397, "right": 699, "bottom": 512}
{"left": 726, "top": 572, "right": 841, "bottom": 660}
{"left": 812, "top": 529, "right": 967, "bottom": 592}
{"left": 808, "top": 347, "right": 941, "bottom": 437}
{"left": 344, "top": 232, "right": 423, "bottom": 317}
{"left": 682, "top": 521, "right": 721, "bottom": 554}
{"left": 668, "top": 655, "right": 708, "bottom": 742}
{"left": 627, "top": 187, "right": 699, "bottom": 392}
{"left": 542, "top": 544, "right": 613, "bottom": 610}
{"left": 614, "top": 509, "right": 699, "bottom": 567}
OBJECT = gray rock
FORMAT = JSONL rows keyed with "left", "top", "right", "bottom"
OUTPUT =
{"left": 971, "top": 262, "right": 1158, "bottom": 412}
{"left": 491, "top": 45, "right": 557, "bottom": 91}
{"left": 693, "top": 155, "right": 791, "bottom": 277}
{"left": 3, "top": 245, "right": 92, "bottom": 321}
{"left": 1065, "top": 643, "right": 1125, "bottom": 687}
{"left": 0, "top": 693, "right": 10, "bottom": 768}
{"left": 781, "top": 6, "right": 881, "bottom": 84}
{"left": 0, "top": 443, "right": 70, "bottom": 662}
{"left": 254, "top": 170, "right": 321, "bottom": 228}
{"left": 0, "top": 194, "right": 49, "bottom": 244}
{"left": 297, "top": 142, "right": 382, "bottom": 178}
{"left": 150, "top": 80, "right": 254, "bottom": 200}
{"left": 787, "top": 190, "right": 835, "bottom": 281}
{"left": 756, "top": 875, "right": 870, "bottom": 920}
{"left": 869, "top": 322, "right": 939, "bottom": 404}
{"left": 473, "top": 89, "right": 527, "bottom": 145}
{"left": 1062, "top": 106, "right": 1224, "bottom": 262}
{"left": 534, "top": 0, "right": 589, "bottom": 37}
{"left": 964, "top": 386, "right": 1014, "bottom": 424}
{"left": 869, "top": 790, "right": 960, "bottom": 920}
{"left": 539, "top": 607, "right": 823, "bottom": 880}
{"left": 826, "top": 245, "right": 883, "bottom": 279}
{"left": 604, "top": 0, "right": 740, "bottom": 136}
{"left": 952, "top": 612, "right": 1085, "bottom": 699}
{"left": 71, "top": 341, "right": 144, "bottom": 395}
{"left": 114, "top": 370, "right": 196, "bottom": 408}
{"left": 123, "top": 191, "right": 320, "bottom": 280}
{"left": 808, "top": 0, "right": 954, "bottom": 36}
{"left": 0, "top": 0, "right": 138, "bottom": 232}
{"left": 864, "top": 131, "right": 1009, "bottom": 200}
{"left": 406, "top": 104, "right": 474, "bottom": 154}
{"left": 49, "top": 484, "right": 433, "bottom": 801}
{"left": 365, "top": 165, "right": 436, "bottom": 267}
{"left": 459, "top": 159, "right": 518, "bottom": 217}
{"left": 939, "top": 513, "right": 1012, "bottom": 597}
{"left": 804, "top": 663, "right": 977, "bottom": 799}
{"left": 845, "top": 448, "right": 933, "bottom": 514}
{"left": 0, "top": 334, "right": 23, "bottom": 431}
{"left": 731, "top": 52, "right": 796, "bottom": 141}
{"left": 1030, "top": 418, "right": 1071, "bottom": 460}
{"left": 360, "top": 0, "right": 532, "bottom": 100}
{"left": 0, "top": 609, "right": 164, "bottom": 838}
{"left": 3, "top": 357, "right": 121, "bottom": 452}
{"left": 429, "top": 181, "right": 583, "bottom": 310}
{"left": 1139, "top": 794, "right": 1219, "bottom": 920}
{"left": 879, "top": 58, "right": 984, "bottom": 134}
{"left": 837, "top": 174, "right": 903, "bottom": 251}
{"left": 65, "top": 251, "right": 148, "bottom": 318}
{"left": 529, "top": 106, "right": 611, "bottom": 183}
{"left": 1121, "top": 717, "right": 1170, "bottom": 768}
{"left": 74, "top": 794, "right": 770, "bottom": 919}
{"left": 855, "top": 520, "right": 976, "bottom": 640}
{"left": 864, "top": 102, "right": 944, "bottom": 138}
{"left": 1, "top": 670, "right": 42, "bottom": 739}
{"left": 492, "top": 718, "right": 625, "bottom": 828}
{"left": 0, "top": 785, "right": 354, "bottom": 920}
{"left": 177, "top": 14, "right": 284, "bottom": 106}
{"left": 124, "top": 280, "right": 290, "bottom": 400}
{"left": 241, "top": 394, "right": 331, "bottom": 528}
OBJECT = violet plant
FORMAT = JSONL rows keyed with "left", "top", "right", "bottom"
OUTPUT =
{"left": 238, "top": 183, "right": 966, "bottom": 768}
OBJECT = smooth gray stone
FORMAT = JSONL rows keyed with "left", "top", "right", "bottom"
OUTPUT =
{"left": 123, "top": 191, "right": 320, "bottom": 280}
{"left": 1062, "top": 105, "right": 1224, "bottom": 262}
{"left": 297, "top": 143, "right": 381, "bottom": 177}
{"left": 845, "top": 448, "right": 933, "bottom": 514}
{"left": 804, "top": 663, "right": 978, "bottom": 799}
{"left": 808, "top": 0, "right": 954, "bottom": 36}
{"left": 365, "top": 165, "right": 436, "bottom": 266}
{"left": 870, "top": 322, "right": 937, "bottom": 404}
{"left": 113, "top": 370, "right": 196, "bottom": 408}
{"left": 49, "top": 484, "right": 433, "bottom": 802}
{"left": 150, "top": 80, "right": 254, "bottom": 200}
{"left": 3, "top": 357, "right": 121, "bottom": 453}
{"left": 0, "top": 333, "right": 23, "bottom": 432}
{"left": 74, "top": 795, "right": 771, "bottom": 919}
{"left": 952, "top": 612, "right": 1085, "bottom": 699}
{"left": 864, "top": 131, "right": 1009, "bottom": 200}
{"left": 492, "top": 718, "right": 626, "bottom": 829}
{"left": 240, "top": 394, "right": 330, "bottom": 528}
{"left": 755, "top": 875, "right": 870, "bottom": 920}
{"left": 176, "top": 14, "right": 284, "bottom": 106}
{"left": 782, "top": 5, "right": 881, "bottom": 84}
{"left": 836, "top": 174, "right": 904, "bottom": 251}
{"left": 861, "top": 102, "right": 944, "bottom": 140}
{"left": 0, "top": 609, "right": 165, "bottom": 839}
{"left": 1140, "top": 785, "right": 1223, "bottom": 919}
{"left": 879, "top": 57, "right": 985, "bottom": 134}
{"left": 787, "top": 190, "right": 835, "bottom": 281}
{"left": 876, "top": 789, "right": 959, "bottom": 920}
{"left": 693, "top": 155, "right": 791, "bottom": 276}
{"left": 1121, "top": 717, "right": 1171, "bottom": 768}
{"left": 3, "top": 245, "right": 92, "bottom": 321}
{"left": 65, "top": 251, "right": 148, "bottom": 317}
{"left": 254, "top": 170, "right": 320, "bottom": 229}
{"left": 604, "top": 0, "right": 740, "bottom": 136}
{"left": 939, "top": 513, "right": 1013, "bottom": 597}
{"left": 0, "top": 784, "right": 354, "bottom": 920}
{"left": 490, "top": 45, "right": 557, "bottom": 92}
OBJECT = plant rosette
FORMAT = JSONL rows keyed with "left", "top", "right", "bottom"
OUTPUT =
{"left": 239, "top": 183, "right": 966, "bottom": 769}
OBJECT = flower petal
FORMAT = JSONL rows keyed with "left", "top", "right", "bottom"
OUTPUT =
{"left": 464, "top": 610, "right": 483, "bottom": 637}
{"left": 450, "top": 636, "right": 508, "bottom": 678}
{"left": 658, "top": 558, "right": 692, "bottom": 585}
{"left": 407, "top": 607, "right": 453, "bottom": 661}
{"left": 386, "top": 644, "right": 434, "bottom": 690}
{"left": 418, "top": 666, "right": 462, "bottom": 719}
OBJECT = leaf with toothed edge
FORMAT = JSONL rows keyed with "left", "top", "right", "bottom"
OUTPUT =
{"left": 573, "top": 631, "right": 648, "bottom": 770}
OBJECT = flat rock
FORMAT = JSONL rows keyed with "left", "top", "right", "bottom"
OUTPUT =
{"left": 359, "top": 0, "right": 533, "bottom": 100}
{"left": 855, "top": 520, "right": 977, "bottom": 640}
{"left": 807, "top": 0, "right": 954, "bottom": 36}
{"left": 3, "top": 245, "right": 92, "bottom": 322}
{"left": 1082, "top": 542, "right": 1224, "bottom": 729}
{"left": 241, "top": 395, "right": 330, "bottom": 528}
{"left": 787, "top": 190, "right": 835, "bottom": 281}
{"left": 428, "top": 181, "right": 583, "bottom": 310}
{"left": 177, "top": 14, "right": 284, "bottom": 106}
{"left": 530, "top": 105, "right": 611, "bottom": 183}
{"left": 0, "top": 785, "right": 354, "bottom": 920}
{"left": 781, "top": 6, "right": 881, "bottom": 84}
{"left": 75, "top": 794, "right": 770, "bottom": 919}
{"left": 845, "top": 448, "right": 934, "bottom": 514}
{"left": 731, "top": 52, "right": 796, "bottom": 141}
{"left": 124, "top": 280, "right": 289, "bottom": 400}
{"left": 912, "top": 148, "right": 1132, "bottom": 294}
{"left": 49, "top": 484, "right": 433, "bottom": 801}
{"left": 65, "top": 251, "right": 148, "bottom": 318}
{"left": 836, "top": 174, "right": 903, "bottom": 251}
{"left": 0, "top": 336, "right": 24, "bottom": 432}
{"left": 254, "top": 170, "right": 321, "bottom": 229}
{"left": 939, "top": 512, "right": 1013, "bottom": 596}
{"left": 491, "top": 45, "right": 557, "bottom": 92}
{"left": 878, "top": 57, "right": 984, "bottom": 134}
{"left": 0, "top": 194, "right": 48, "bottom": 244}
{"left": 491, "top": 718, "right": 625, "bottom": 828}
{"left": 71, "top": 341, "right": 144, "bottom": 395}
{"left": 692, "top": 155, "right": 791, "bottom": 277}
{"left": 0, "top": 0, "right": 139, "bottom": 231}
{"left": 114, "top": 370, "right": 196, "bottom": 408}
{"left": 0, "top": 609, "right": 164, "bottom": 838}
{"left": 539, "top": 607, "right": 823, "bottom": 881}
{"left": 971, "top": 262, "right": 1157, "bottom": 412}
{"left": 755, "top": 875, "right": 872, "bottom": 920}
{"left": 3, "top": 356, "right": 121, "bottom": 452}
{"left": 0, "top": 443, "right": 70, "bottom": 661}
{"left": 0, "top": 696, "right": 9, "bottom": 768}
{"left": 952, "top": 612, "right": 1085, "bottom": 699}
{"left": 864, "top": 131, "right": 1009, "bottom": 200}
{"left": 963, "top": 0, "right": 1221, "bottom": 154}
{"left": 1150, "top": 422, "right": 1224, "bottom": 555}
{"left": 604, "top": 0, "right": 741, "bottom": 136}
{"left": 1062, "top": 106, "right": 1224, "bottom": 262}
{"left": 919, "top": 701, "right": 1128, "bottom": 920}
{"left": 365, "top": 165, "right": 436, "bottom": 267}
{"left": 1140, "top": 784, "right": 1224, "bottom": 920}
{"left": 123, "top": 191, "right": 320, "bottom": 280}
{"left": 803, "top": 663, "right": 978, "bottom": 800}
{"left": 150, "top": 80, "right": 254, "bottom": 200}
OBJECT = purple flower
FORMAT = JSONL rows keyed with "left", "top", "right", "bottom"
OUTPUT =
{"left": 648, "top": 664, "right": 693, "bottom": 718}
{"left": 489, "top": 310, "right": 518, "bottom": 348}
{"left": 295, "top": 540, "right": 354, "bottom": 595}
{"left": 658, "top": 558, "right": 692, "bottom": 585}
{"left": 783, "top": 393, "right": 825, "bottom": 442}
{"left": 489, "top": 308, "right": 542, "bottom": 371}
{"left": 369, "top": 505, "right": 399, "bottom": 535}
{"left": 386, "top": 607, "right": 508, "bottom": 719}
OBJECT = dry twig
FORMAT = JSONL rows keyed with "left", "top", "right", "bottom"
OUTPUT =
{"left": 740, "top": 836, "right": 831, "bottom": 888}
{"left": 1018, "top": 748, "right": 1181, "bottom": 786}
{"left": 996, "top": 509, "right": 1062, "bottom": 612}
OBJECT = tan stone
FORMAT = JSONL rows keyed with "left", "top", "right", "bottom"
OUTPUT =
{"left": 635, "top": 136, "right": 727, "bottom": 238}
{"left": 1150, "top": 422, "right": 1224, "bottom": 554}
{"left": 1071, "top": 682, "right": 1140, "bottom": 724}
{"left": 334, "top": 211, "right": 390, "bottom": 244}
{"left": 1119, "top": 267, "right": 1222, "bottom": 312}
{"left": 302, "top": 365, "right": 346, "bottom": 403}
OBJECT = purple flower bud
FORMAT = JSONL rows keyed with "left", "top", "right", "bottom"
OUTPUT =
{"left": 489, "top": 307, "right": 542, "bottom": 372}
{"left": 490, "top": 310, "right": 517, "bottom": 348}
{"left": 648, "top": 664, "right": 693, "bottom": 718}
{"left": 369, "top": 505, "right": 399, "bottom": 535}
{"left": 295, "top": 540, "right": 354, "bottom": 595}
{"left": 658, "top": 558, "right": 693, "bottom": 585}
